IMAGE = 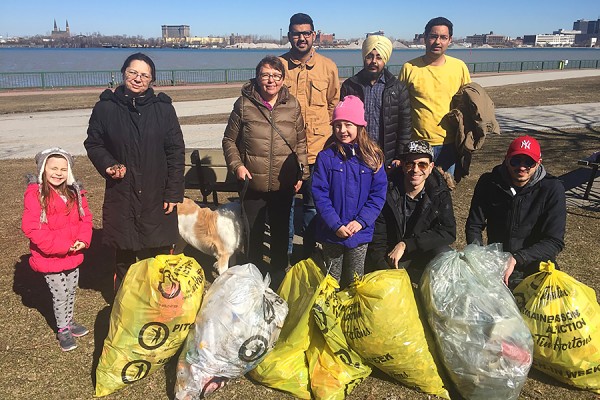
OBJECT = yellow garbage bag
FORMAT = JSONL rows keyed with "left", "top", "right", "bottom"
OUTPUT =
{"left": 248, "top": 258, "right": 324, "bottom": 399}
{"left": 95, "top": 254, "right": 205, "bottom": 397}
{"left": 338, "top": 269, "right": 449, "bottom": 399}
{"left": 308, "top": 274, "right": 371, "bottom": 400}
{"left": 513, "top": 261, "right": 600, "bottom": 393}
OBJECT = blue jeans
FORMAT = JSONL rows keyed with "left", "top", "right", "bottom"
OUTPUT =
{"left": 288, "top": 164, "right": 317, "bottom": 258}
{"left": 432, "top": 143, "right": 457, "bottom": 175}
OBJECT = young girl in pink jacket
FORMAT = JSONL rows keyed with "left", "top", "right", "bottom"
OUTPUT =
{"left": 21, "top": 148, "right": 93, "bottom": 351}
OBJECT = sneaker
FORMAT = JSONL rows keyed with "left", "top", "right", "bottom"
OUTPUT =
{"left": 57, "top": 329, "right": 77, "bottom": 352}
{"left": 69, "top": 321, "right": 89, "bottom": 337}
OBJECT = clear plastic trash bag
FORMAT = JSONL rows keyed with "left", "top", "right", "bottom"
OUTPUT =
{"left": 420, "top": 244, "right": 533, "bottom": 400}
{"left": 175, "top": 263, "right": 288, "bottom": 399}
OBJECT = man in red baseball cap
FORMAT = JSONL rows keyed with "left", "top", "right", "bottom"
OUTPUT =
{"left": 465, "top": 135, "right": 566, "bottom": 289}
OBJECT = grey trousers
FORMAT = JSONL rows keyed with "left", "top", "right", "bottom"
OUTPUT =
{"left": 44, "top": 268, "right": 79, "bottom": 331}
{"left": 322, "top": 242, "right": 368, "bottom": 289}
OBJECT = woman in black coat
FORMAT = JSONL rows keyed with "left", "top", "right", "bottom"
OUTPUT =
{"left": 84, "top": 52, "right": 185, "bottom": 292}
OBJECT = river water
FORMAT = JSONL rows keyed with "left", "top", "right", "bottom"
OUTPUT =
{"left": 1, "top": 47, "right": 599, "bottom": 72}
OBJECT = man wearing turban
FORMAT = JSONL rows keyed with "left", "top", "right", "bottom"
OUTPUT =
{"left": 341, "top": 35, "right": 412, "bottom": 168}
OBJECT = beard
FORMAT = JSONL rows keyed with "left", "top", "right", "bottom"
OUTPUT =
{"left": 363, "top": 69, "right": 383, "bottom": 82}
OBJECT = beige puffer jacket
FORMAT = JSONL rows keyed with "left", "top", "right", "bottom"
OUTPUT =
{"left": 222, "top": 80, "right": 308, "bottom": 193}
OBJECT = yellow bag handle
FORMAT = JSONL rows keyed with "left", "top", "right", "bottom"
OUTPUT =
{"left": 538, "top": 260, "right": 556, "bottom": 273}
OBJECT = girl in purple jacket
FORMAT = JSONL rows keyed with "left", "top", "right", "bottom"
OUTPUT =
{"left": 312, "top": 96, "right": 387, "bottom": 288}
{"left": 21, "top": 148, "right": 93, "bottom": 352}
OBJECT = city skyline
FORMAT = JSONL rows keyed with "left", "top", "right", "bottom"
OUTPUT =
{"left": 1, "top": 0, "right": 599, "bottom": 40}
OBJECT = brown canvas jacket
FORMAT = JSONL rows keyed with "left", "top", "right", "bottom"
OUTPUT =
{"left": 279, "top": 50, "right": 340, "bottom": 164}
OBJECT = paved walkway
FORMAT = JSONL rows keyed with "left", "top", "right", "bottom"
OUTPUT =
{"left": 1, "top": 69, "right": 600, "bottom": 160}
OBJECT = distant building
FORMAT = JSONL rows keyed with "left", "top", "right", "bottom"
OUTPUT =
{"left": 573, "top": 19, "right": 599, "bottom": 34}
{"left": 162, "top": 25, "right": 190, "bottom": 44}
{"left": 229, "top": 34, "right": 253, "bottom": 45}
{"left": 51, "top": 19, "right": 70, "bottom": 38}
{"left": 366, "top": 30, "right": 385, "bottom": 38}
{"left": 523, "top": 33, "right": 575, "bottom": 47}
{"left": 188, "top": 36, "right": 226, "bottom": 47}
{"left": 316, "top": 30, "right": 335, "bottom": 46}
{"left": 572, "top": 18, "right": 600, "bottom": 47}
{"left": 465, "top": 31, "right": 507, "bottom": 47}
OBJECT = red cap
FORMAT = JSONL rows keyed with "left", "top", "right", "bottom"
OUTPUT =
{"left": 506, "top": 135, "right": 541, "bottom": 162}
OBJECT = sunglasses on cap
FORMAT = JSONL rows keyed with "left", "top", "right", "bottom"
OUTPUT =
{"left": 509, "top": 156, "right": 537, "bottom": 169}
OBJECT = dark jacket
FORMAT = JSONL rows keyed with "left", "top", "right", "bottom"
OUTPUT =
{"left": 340, "top": 68, "right": 412, "bottom": 167}
{"left": 312, "top": 143, "right": 387, "bottom": 248}
{"left": 222, "top": 80, "right": 308, "bottom": 193}
{"left": 84, "top": 85, "right": 185, "bottom": 251}
{"left": 465, "top": 164, "right": 566, "bottom": 275}
{"left": 368, "top": 167, "right": 456, "bottom": 268}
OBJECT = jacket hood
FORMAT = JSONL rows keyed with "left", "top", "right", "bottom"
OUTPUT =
{"left": 99, "top": 85, "right": 172, "bottom": 107}
{"left": 496, "top": 162, "right": 547, "bottom": 191}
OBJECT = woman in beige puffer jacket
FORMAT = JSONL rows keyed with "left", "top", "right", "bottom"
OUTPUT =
{"left": 222, "top": 55, "right": 307, "bottom": 289}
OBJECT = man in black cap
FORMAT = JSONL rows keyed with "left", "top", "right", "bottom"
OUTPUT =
{"left": 366, "top": 140, "right": 456, "bottom": 282}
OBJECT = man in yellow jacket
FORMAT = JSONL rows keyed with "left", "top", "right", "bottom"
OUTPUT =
{"left": 280, "top": 12, "right": 340, "bottom": 259}
{"left": 399, "top": 16, "right": 471, "bottom": 176}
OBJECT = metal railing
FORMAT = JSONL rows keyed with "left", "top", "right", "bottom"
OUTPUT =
{"left": 1, "top": 59, "right": 599, "bottom": 90}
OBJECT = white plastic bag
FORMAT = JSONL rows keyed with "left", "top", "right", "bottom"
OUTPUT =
{"left": 175, "top": 263, "right": 288, "bottom": 399}
{"left": 420, "top": 244, "right": 533, "bottom": 400}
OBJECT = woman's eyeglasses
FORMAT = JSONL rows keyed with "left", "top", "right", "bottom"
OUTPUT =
{"left": 259, "top": 73, "right": 283, "bottom": 82}
{"left": 509, "top": 156, "right": 537, "bottom": 169}
{"left": 125, "top": 69, "right": 152, "bottom": 81}
{"left": 403, "top": 161, "right": 430, "bottom": 171}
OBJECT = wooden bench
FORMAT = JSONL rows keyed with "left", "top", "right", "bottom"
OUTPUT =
{"left": 184, "top": 148, "right": 238, "bottom": 205}
{"left": 577, "top": 152, "right": 599, "bottom": 200}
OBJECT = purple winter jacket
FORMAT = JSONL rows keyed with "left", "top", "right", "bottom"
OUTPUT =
{"left": 312, "top": 144, "right": 387, "bottom": 248}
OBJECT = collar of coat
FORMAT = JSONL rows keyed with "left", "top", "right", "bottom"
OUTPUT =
{"left": 98, "top": 85, "right": 173, "bottom": 108}
{"left": 281, "top": 48, "right": 316, "bottom": 68}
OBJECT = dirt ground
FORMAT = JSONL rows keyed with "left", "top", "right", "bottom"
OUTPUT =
{"left": 0, "top": 79, "right": 599, "bottom": 400}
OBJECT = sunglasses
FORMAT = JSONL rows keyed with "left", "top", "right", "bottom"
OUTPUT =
{"left": 403, "top": 161, "right": 430, "bottom": 171}
{"left": 289, "top": 30, "right": 314, "bottom": 38}
{"left": 509, "top": 156, "right": 537, "bottom": 169}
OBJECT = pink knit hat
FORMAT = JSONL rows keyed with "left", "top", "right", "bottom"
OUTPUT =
{"left": 331, "top": 95, "right": 367, "bottom": 126}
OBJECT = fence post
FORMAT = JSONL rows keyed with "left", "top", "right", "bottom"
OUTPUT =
{"left": 40, "top": 72, "right": 46, "bottom": 89}
{"left": 497, "top": 62, "right": 501, "bottom": 73}
{"left": 171, "top": 70, "right": 176, "bottom": 86}
{"left": 225, "top": 69, "right": 229, "bottom": 84}
{"left": 520, "top": 62, "right": 523, "bottom": 72}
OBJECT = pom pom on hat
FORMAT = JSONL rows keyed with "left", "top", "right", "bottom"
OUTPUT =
{"left": 362, "top": 35, "right": 393, "bottom": 65}
{"left": 331, "top": 95, "right": 367, "bottom": 127}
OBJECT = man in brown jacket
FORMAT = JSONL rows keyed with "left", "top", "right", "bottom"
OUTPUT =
{"left": 280, "top": 12, "right": 340, "bottom": 259}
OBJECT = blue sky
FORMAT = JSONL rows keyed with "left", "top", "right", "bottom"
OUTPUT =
{"left": 1, "top": 0, "right": 599, "bottom": 40}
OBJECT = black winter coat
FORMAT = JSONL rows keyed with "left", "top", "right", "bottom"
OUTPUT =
{"left": 466, "top": 164, "right": 566, "bottom": 275}
{"left": 340, "top": 68, "right": 412, "bottom": 166}
{"left": 368, "top": 168, "right": 456, "bottom": 269}
{"left": 84, "top": 86, "right": 185, "bottom": 251}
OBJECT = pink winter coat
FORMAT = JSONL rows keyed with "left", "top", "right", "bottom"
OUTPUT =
{"left": 21, "top": 184, "right": 93, "bottom": 273}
